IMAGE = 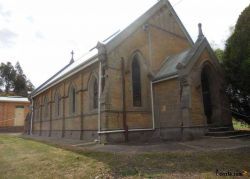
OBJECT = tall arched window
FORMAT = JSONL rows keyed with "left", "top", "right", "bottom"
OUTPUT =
{"left": 69, "top": 85, "right": 76, "bottom": 114}
{"left": 54, "top": 92, "right": 61, "bottom": 117}
{"left": 93, "top": 78, "right": 98, "bottom": 109}
{"left": 132, "top": 54, "right": 142, "bottom": 107}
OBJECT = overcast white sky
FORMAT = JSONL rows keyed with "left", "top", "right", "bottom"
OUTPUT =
{"left": 0, "top": 0, "right": 249, "bottom": 87}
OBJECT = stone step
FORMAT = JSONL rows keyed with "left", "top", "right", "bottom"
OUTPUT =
{"left": 208, "top": 126, "right": 230, "bottom": 132}
{"left": 211, "top": 133, "right": 250, "bottom": 139}
{"left": 206, "top": 130, "right": 242, "bottom": 137}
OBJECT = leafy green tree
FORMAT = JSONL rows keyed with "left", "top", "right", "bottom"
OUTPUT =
{"left": 0, "top": 61, "right": 34, "bottom": 96}
{"left": 14, "top": 62, "right": 28, "bottom": 96}
{"left": 223, "top": 4, "right": 250, "bottom": 123}
{"left": 0, "top": 77, "right": 3, "bottom": 92}
{"left": 214, "top": 48, "right": 224, "bottom": 63}
{"left": 0, "top": 62, "right": 16, "bottom": 93}
{"left": 26, "top": 79, "right": 34, "bottom": 92}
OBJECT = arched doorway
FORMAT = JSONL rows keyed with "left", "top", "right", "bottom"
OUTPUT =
{"left": 201, "top": 66, "right": 213, "bottom": 124}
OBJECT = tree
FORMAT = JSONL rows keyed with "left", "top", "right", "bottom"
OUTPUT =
{"left": 0, "top": 62, "right": 16, "bottom": 93}
{"left": 214, "top": 48, "right": 224, "bottom": 63}
{"left": 0, "top": 61, "right": 34, "bottom": 97}
{"left": 26, "top": 80, "right": 35, "bottom": 92}
{"left": 223, "top": 4, "right": 250, "bottom": 123}
{"left": 14, "top": 62, "right": 28, "bottom": 96}
{"left": 0, "top": 77, "right": 3, "bottom": 92}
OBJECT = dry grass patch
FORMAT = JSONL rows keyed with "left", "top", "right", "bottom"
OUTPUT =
{"left": 0, "top": 134, "right": 249, "bottom": 178}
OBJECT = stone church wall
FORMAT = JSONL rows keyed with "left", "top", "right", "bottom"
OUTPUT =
{"left": 188, "top": 49, "right": 232, "bottom": 127}
{"left": 153, "top": 78, "right": 183, "bottom": 140}
{"left": 31, "top": 2, "right": 225, "bottom": 143}
{"left": 32, "top": 63, "right": 100, "bottom": 141}
{"left": 99, "top": 5, "right": 192, "bottom": 142}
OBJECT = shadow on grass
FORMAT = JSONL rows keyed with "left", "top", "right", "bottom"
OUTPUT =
{"left": 20, "top": 136, "right": 250, "bottom": 178}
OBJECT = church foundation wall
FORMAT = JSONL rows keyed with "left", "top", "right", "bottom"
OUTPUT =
{"left": 181, "top": 126, "right": 208, "bottom": 140}
{"left": 40, "top": 130, "right": 50, "bottom": 137}
{"left": 157, "top": 126, "right": 208, "bottom": 141}
{"left": 100, "top": 130, "right": 156, "bottom": 143}
{"left": 64, "top": 130, "right": 81, "bottom": 139}
{"left": 50, "top": 130, "right": 62, "bottom": 138}
{"left": 99, "top": 126, "right": 208, "bottom": 143}
{"left": 81, "top": 130, "right": 98, "bottom": 141}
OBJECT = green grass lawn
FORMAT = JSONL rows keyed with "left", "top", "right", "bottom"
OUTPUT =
{"left": 0, "top": 134, "right": 249, "bottom": 178}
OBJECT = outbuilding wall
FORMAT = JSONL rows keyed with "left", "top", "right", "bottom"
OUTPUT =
{"left": 0, "top": 101, "right": 30, "bottom": 132}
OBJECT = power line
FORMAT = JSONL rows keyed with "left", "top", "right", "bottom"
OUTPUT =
{"left": 172, "top": 0, "right": 185, "bottom": 7}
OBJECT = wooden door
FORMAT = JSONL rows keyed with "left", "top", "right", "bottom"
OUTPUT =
{"left": 14, "top": 106, "right": 25, "bottom": 126}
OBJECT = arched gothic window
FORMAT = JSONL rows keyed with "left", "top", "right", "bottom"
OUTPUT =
{"left": 93, "top": 78, "right": 98, "bottom": 109}
{"left": 132, "top": 54, "right": 142, "bottom": 107}
{"left": 69, "top": 85, "right": 76, "bottom": 114}
{"left": 54, "top": 92, "right": 61, "bottom": 117}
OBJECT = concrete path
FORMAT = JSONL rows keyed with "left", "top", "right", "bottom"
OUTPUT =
{"left": 21, "top": 134, "right": 250, "bottom": 154}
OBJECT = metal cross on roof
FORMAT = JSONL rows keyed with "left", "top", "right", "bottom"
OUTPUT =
{"left": 198, "top": 23, "right": 204, "bottom": 40}
{"left": 70, "top": 50, "right": 74, "bottom": 64}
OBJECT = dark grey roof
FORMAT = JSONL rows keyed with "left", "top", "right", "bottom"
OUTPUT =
{"left": 154, "top": 49, "right": 190, "bottom": 81}
{"left": 153, "top": 37, "right": 207, "bottom": 82}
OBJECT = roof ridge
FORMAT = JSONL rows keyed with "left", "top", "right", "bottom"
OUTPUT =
{"left": 182, "top": 37, "right": 206, "bottom": 66}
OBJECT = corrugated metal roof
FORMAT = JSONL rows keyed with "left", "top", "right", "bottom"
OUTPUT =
{"left": 0, "top": 96, "right": 30, "bottom": 103}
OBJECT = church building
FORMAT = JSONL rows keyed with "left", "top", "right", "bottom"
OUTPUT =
{"left": 30, "top": 0, "right": 231, "bottom": 143}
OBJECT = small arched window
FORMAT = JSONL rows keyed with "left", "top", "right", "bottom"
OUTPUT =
{"left": 69, "top": 85, "right": 77, "bottom": 114}
{"left": 132, "top": 54, "right": 142, "bottom": 107}
{"left": 55, "top": 92, "right": 61, "bottom": 117}
{"left": 93, "top": 78, "right": 98, "bottom": 109}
